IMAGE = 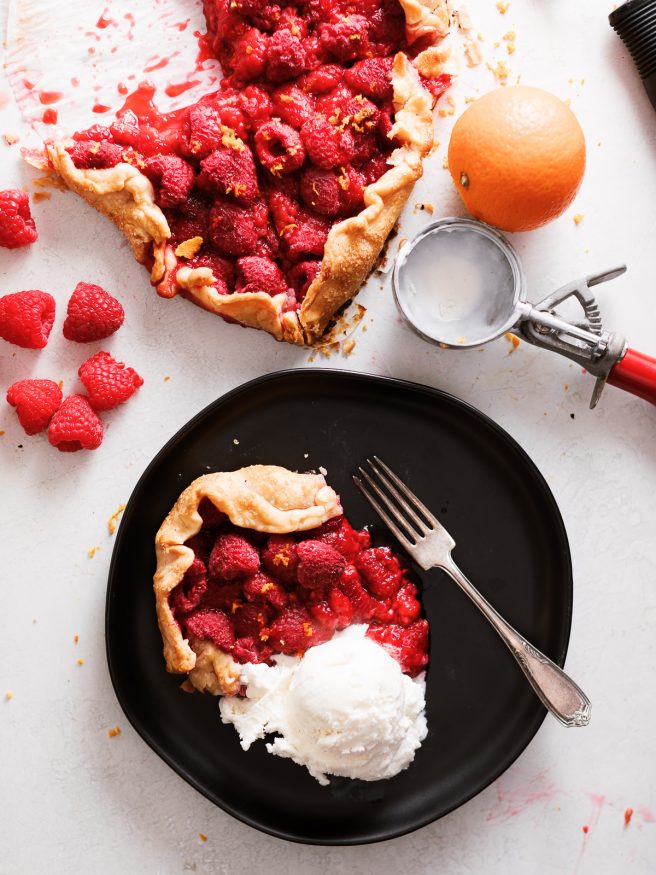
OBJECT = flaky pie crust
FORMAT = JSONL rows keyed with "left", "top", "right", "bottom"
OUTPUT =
{"left": 46, "top": 0, "right": 449, "bottom": 345}
{"left": 154, "top": 465, "right": 341, "bottom": 695}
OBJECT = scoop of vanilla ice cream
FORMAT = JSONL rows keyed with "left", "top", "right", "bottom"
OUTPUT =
{"left": 219, "top": 625, "right": 427, "bottom": 785}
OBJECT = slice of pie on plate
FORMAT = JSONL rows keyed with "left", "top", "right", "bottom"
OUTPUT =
{"left": 45, "top": 0, "right": 451, "bottom": 344}
{"left": 154, "top": 465, "right": 430, "bottom": 696}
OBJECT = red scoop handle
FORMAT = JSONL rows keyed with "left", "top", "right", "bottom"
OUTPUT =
{"left": 607, "top": 348, "right": 656, "bottom": 405}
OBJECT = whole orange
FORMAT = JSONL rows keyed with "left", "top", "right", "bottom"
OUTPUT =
{"left": 448, "top": 86, "right": 586, "bottom": 232}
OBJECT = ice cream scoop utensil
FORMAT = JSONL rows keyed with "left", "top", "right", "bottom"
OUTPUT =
{"left": 353, "top": 456, "right": 591, "bottom": 728}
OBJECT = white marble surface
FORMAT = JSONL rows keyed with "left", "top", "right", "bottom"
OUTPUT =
{"left": 1, "top": 0, "right": 655, "bottom": 871}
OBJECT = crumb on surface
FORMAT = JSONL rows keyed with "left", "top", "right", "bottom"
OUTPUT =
{"left": 199, "top": 834, "right": 208, "bottom": 843}
{"left": 76, "top": 658, "right": 85, "bottom": 666}
{"left": 564, "top": 384, "right": 569, "bottom": 391}
{"left": 0, "top": 431, "right": 5, "bottom": 437}
{"left": 496, "top": 1, "right": 509, "bottom": 12}
{"left": 74, "top": 634, "right": 79, "bottom": 644}
{"left": 504, "top": 332, "right": 520, "bottom": 354}
{"left": 442, "top": 156, "right": 449, "bottom": 169}
{"left": 624, "top": 807, "right": 634, "bottom": 826}
{"left": 108, "top": 504, "right": 126, "bottom": 535}
{"left": 343, "top": 338, "right": 356, "bottom": 355}
{"left": 454, "top": 5, "right": 473, "bottom": 29}
{"left": 108, "top": 726, "right": 121, "bottom": 738}
{"left": 233, "top": 438, "right": 240, "bottom": 445}
{"left": 573, "top": 213, "right": 584, "bottom": 225}
{"left": 32, "top": 192, "right": 51, "bottom": 202}
{"left": 463, "top": 37, "right": 483, "bottom": 67}
{"left": 58, "top": 379, "right": 64, "bottom": 390}
{"left": 88, "top": 545, "right": 100, "bottom": 558}
{"left": 4, "top": 133, "right": 19, "bottom": 145}
{"left": 506, "top": 42, "right": 515, "bottom": 55}
{"left": 33, "top": 174, "right": 67, "bottom": 191}
{"left": 503, "top": 30, "right": 516, "bottom": 40}
{"left": 5, "top": 691, "right": 13, "bottom": 701}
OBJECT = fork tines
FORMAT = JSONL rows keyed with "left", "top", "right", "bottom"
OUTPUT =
{"left": 353, "top": 456, "right": 438, "bottom": 552}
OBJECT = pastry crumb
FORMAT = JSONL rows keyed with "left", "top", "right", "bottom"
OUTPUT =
{"left": 108, "top": 504, "right": 126, "bottom": 535}
{"left": 199, "top": 834, "right": 208, "bottom": 843}
{"left": 5, "top": 691, "right": 13, "bottom": 701}
{"left": 74, "top": 634, "right": 79, "bottom": 644}
{"left": 624, "top": 807, "right": 633, "bottom": 826}
{"left": 58, "top": 379, "right": 64, "bottom": 390}
{"left": 0, "top": 431, "right": 4, "bottom": 437}
{"left": 107, "top": 726, "right": 121, "bottom": 738}
{"left": 442, "top": 156, "right": 449, "bottom": 169}
{"left": 3, "top": 133, "right": 19, "bottom": 145}
{"left": 76, "top": 658, "right": 85, "bottom": 666}
{"left": 503, "top": 30, "right": 516, "bottom": 40}
{"left": 233, "top": 438, "right": 240, "bottom": 445}
{"left": 563, "top": 384, "right": 569, "bottom": 391}
{"left": 303, "top": 453, "right": 309, "bottom": 458}
{"left": 504, "top": 332, "right": 520, "bottom": 354}
{"left": 33, "top": 174, "right": 67, "bottom": 191}
{"left": 163, "top": 375, "right": 171, "bottom": 382}
{"left": 343, "top": 338, "right": 356, "bottom": 356}
{"left": 88, "top": 545, "right": 100, "bottom": 558}
{"left": 319, "top": 466, "right": 327, "bottom": 476}
{"left": 573, "top": 213, "right": 584, "bottom": 225}
{"left": 506, "top": 42, "right": 515, "bottom": 55}
{"left": 463, "top": 37, "right": 483, "bottom": 67}
{"left": 487, "top": 60, "right": 510, "bottom": 82}
{"left": 175, "top": 236, "right": 203, "bottom": 259}
{"left": 32, "top": 191, "right": 51, "bottom": 202}
{"left": 496, "top": 1, "right": 509, "bottom": 12}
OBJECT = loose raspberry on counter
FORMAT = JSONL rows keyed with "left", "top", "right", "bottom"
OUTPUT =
{"left": 62, "top": 282, "right": 125, "bottom": 343}
{"left": 6, "top": 379, "right": 63, "bottom": 435}
{"left": 0, "top": 189, "right": 38, "bottom": 249}
{"left": 296, "top": 539, "right": 347, "bottom": 588}
{"left": 209, "top": 532, "right": 261, "bottom": 580}
{"left": 78, "top": 351, "right": 143, "bottom": 411}
{"left": 0, "top": 290, "right": 55, "bottom": 349}
{"left": 47, "top": 393, "right": 104, "bottom": 452}
{"left": 185, "top": 608, "right": 235, "bottom": 650}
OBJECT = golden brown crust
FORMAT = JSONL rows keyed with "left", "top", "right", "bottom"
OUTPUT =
{"left": 45, "top": 0, "right": 449, "bottom": 345}
{"left": 153, "top": 466, "right": 341, "bottom": 693}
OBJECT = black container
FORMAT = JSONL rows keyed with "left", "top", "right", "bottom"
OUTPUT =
{"left": 610, "top": 0, "right": 656, "bottom": 111}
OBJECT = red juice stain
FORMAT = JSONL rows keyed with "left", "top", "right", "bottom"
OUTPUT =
{"left": 165, "top": 79, "right": 200, "bottom": 98}
{"left": 173, "top": 19, "right": 190, "bottom": 31}
{"left": 92, "top": 103, "right": 111, "bottom": 113}
{"left": 117, "top": 82, "right": 129, "bottom": 95}
{"left": 624, "top": 807, "right": 634, "bottom": 826}
{"left": 582, "top": 825, "right": 589, "bottom": 834}
{"left": 71, "top": 77, "right": 80, "bottom": 87}
{"left": 111, "top": 46, "right": 118, "bottom": 54}
{"left": 117, "top": 82, "right": 187, "bottom": 143}
{"left": 144, "top": 56, "right": 170, "bottom": 73}
{"left": 88, "top": 47, "right": 96, "bottom": 55}
{"left": 124, "top": 12, "right": 136, "bottom": 40}
{"left": 38, "top": 91, "right": 63, "bottom": 105}
{"left": 42, "top": 108, "right": 58, "bottom": 125}
{"left": 96, "top": 9, "right": 116, "bottom": 28}
{"left": 194, "top": 31, "right": 214, "bottom": 67}
{"left": 84, "top": 31, "right": 101, "bottom": 41}
{"left": 23, "top": 79, "right": 35, "bottom": 90}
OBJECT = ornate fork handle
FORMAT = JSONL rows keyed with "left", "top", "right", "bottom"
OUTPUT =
{"left": 443, "top": 557, "right": 591, "bottom": 727}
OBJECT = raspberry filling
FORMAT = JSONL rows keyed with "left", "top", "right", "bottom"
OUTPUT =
{"left": 64, "top": 0, "right": 450, "bottom": 314}
{"left": 169, "top": 509, "right": 429, "bottom": 676}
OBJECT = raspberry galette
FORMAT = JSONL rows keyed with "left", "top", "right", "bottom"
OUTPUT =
{"left": 46, "top": 0, "right": 451, "bottom": 345}
{"left": 154, "top": 465, "right": 429, "bottom": 695}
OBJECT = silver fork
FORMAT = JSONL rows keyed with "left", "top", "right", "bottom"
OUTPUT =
{"left": 353, "top": 457, "right": 591, "bottom": 728}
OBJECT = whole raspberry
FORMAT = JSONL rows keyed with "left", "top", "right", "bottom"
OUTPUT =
{"left": 366, "top": 619, "right": 429, "bottom": 676}
{"left": 185, "top": 609, "right": 235, "bottom": 651}
{"left": 209, "top": 198, "right": 262, "bottom": 256}
{"left": 361, "top": 153, "right": 390, "bottom": 186}
{"left": 235, "top": 255, "right": 288, "bottom": 296}
{"left": 6, "top": 379, "right": 63, "bottom": 435}
{"left": 268, "top": 606, "right": 318, "bottom": 654}
{"left": 234, "top": 602, "right": 271, "bottom": 639}
{"left": 209, "top": 532, "right": 260, "bottom": 580}
{"left": 166, "top": 195, "right": 211, "bottom": 245}
{"left": 78, "top": 351, "right": 143, "bottom": 411}
{"left": 271, "top": 84, "right": 316, "bottom": 130}
{"left": 355, "top": 546, "right": 404, "bottom": 598}
{"left": 254, "top": 121, "right": 305, "bottom": 176}
{"left": 0, "top": 190, "right": 38, "bottom": 249}
{"left": 266, "top": 29, "right": 307, "bottom": 83}
{"left": 300, "top": 64, "right": 343, "bottom": 95}
{"left": 169, "top": 558, "right": 208, "bottom": 615}
{"left": 0, "top": 290, "right": 55, "bottom": 349}
{"left": 288, "top": 260, "right": 321, "bottom": 300}
{"left": 262, "top": 534, "right": 299, "bottom": 584}
{"left": 243, "top": 572, "right": 289, "bottom": 609}
{"left": 143, "top": 155, "right": 195, "bottom": 208}
{"left": 47, "top": 394, "right": 104, "bottom": 452}
{"left": 283, "top": 208, "right": 331, "bottom": 261}
{"left": 314, "top": 514, "right": 371, "bottom": 559}
{"left": 230, "top": 27, "right": 269, "bottom": 84}
{"left": 72, "top": 124, "right": 113, "bottom": 143}
{"left": 67, "top": 140, "right": 124, "bottom": 170}
{"left": 344, "top": 57, "right": 394, "bottom": 101}
{"left": 267, "top": 188, "right": 299, "bottom": 236}
{"left": 183, "top": 100, "right": 247, "bottom": 159}
{"left": 300, "top": 167, "right": 341, "bottom": 216}
{"left": 198, "top": 145, "right": 259, "bottom": 202}
{"left": 296, "top": 539, "right": 347, "bottom": 588}
{"left": 239, "top": 85, "right": 273, "bottom": 127}
{"left": 300, "top": 116, "right": 354, "bottom": 169}
{"left": 337, "top": 165, "right": 366, "bottom": 215}
{"left": 319, "top": 16, "right": 370, "bottom": 62}
{"left": 62, "top": 282, "right": 124, "bottom": 343}
{"left": 393, "top": 582, "right": 422, "bottom": 625}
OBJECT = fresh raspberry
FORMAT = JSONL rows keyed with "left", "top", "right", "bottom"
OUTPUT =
{"left": 198, "top": 145, "right": 259, "bottom": 202}
{"left": 393, "top": 582, "right": 422, "bottom": 625}
{"left": 288, "top": 259, "right": 321, "bottom": 300}
{"left": 62, "top": 282, "right": 125, "bottom": 343}
{"left": 319, "top": 16, "right": 370, "bottom": 62}
{"left": 235, "top": 255, "right": 288, "bottom": 296}
{"left": 238, "top": 85, "right": 273, "bottom": 126}
{"left": 67, "top": 140, "right": 125, "bottom": 170}
{"left": 109, "top": 110, "right": 140, "bottom": 147}
{"left": 277, "top": 8, "right": 309, "bottom": 38}
{"left": 337, "top": 164, "right": 366, "bottom": 215}
{"left": 355, "top": 546, "right": 404, "bottom": 598}
{"left": 271, "top": 84, "right": 316, "bottom": 129}
{"left": 47, "top": 394, "right": 104, "bottom": 452}
{"left": 0, "top": 190, "right": 38, "bottom": 249}
{"left": 299, "top": 167, "right": 341, "bottom": 216}
{"left": 268, "top": 606, "right": 319, "bottom": 654}
{"left": 166, "top": 195, "right": 211, "bottom": 245}
{"left": 361, "top": 153, "right": 390, "bottom": 186}
{"left": 366, "top": 619, "right": 429, "bottom": 676}
{"left": 169, "top": 558, "right": 208, "bottom": 614}
{"left": 6, "top": 379, "right": 62, "bottom": 435}
{"left": 208, "top": 532, "right": 260, "bottom": 580}
{"left": 267, "top": 188, "right": 299, "bottom": 235}
{"left": 78, "top": 351, "right": 143, "bottom": 411}
{"left": 0, "top": 290, "right": 55, "bottom": 349}
{"left": 72, "top": 124, "right": 113, "bottom": 143}
{"left": 350, "top": 129, "right": 378, "bottom": 165}
{"left": 197, "top": 497, "right": 229, "bottom": 529}
{"left": 296, "top": 539, "right": 346, "bottom": 588}
{"left": 314, "top": 515, "right": 371, "bottom": 559}
{"left": 185, "top": 608, "right": 235, "bottom": 651}
{"left": 243, "top": 572, "right": 289, "bottom": 609}
{"left": 283, "top": 208, "right": 331, "bottom": 260}
{"left": 234, "top": 602, "right": 271, "bottom": 639}
{"left": 299, "top": 64, "right": 343, "bottom": 95}
{"left": 300, "top": 116, "right": 354, "bottom": 169}
{"left": 209, "top": 198, "right": 263, "bottom": 256}
{"left": 143, "top": 155, "right": 195, "bottom": 208}
{"left": 262, "top": 534, "right": 299, "bottom": 583}
{"left": 266, "top": 29, "right": 307, "bottom": 82}
{"left": 338, "top": 565, "right": 374, "bottom": 621}
{"left": 183, "top": 100, "right": 246, "bottom": 158}
{"left": 202, "top": 580, "right": 243, "bottom": 612}
{"left": 230, "top": 27, "right": 269, "bottom": 84}
{"left": 344, "top": 57, "right": 393, "bottom": 101}
{"left": 254, "top": 121, "right": 305, "bottom": 176}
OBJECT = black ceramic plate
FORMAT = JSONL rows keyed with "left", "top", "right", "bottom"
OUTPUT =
{"left": 106, "top": 369, "right": 572, "bottom": 845}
